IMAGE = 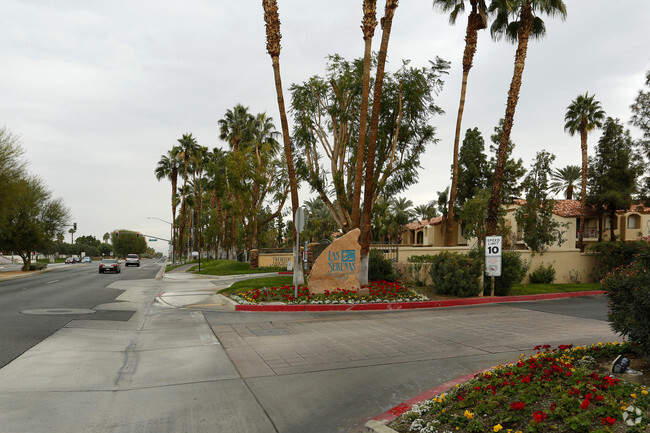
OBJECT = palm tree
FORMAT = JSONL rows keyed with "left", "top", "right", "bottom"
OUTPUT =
{"left": 218, "top": 104, "right": 253, "bottom": 151}
{"left": 414, "top": 203, "right": 438, "bottom": 220}
{"left": 486, "top": 0, "right": 567, "bottom": 236}
{"left": 176, "top": 133, "right": 199, "bottom": 260}
{"left": 155, "top": 146, "right": 180, "bottom": 261}
{"left": 388, "top": 197, "right": 414, "bottom": 243}
{"left": 433, "top": 0, "right": 487, "bottom": 247}
{"left": 359, "top": 0, "right": 400, "bottom": 285}
{"left": 263, "top": 0, "right": 302, "bottom": 282}
{"left": 351, "top": 0, "right": 378, "bottom": 229}
{"left": 564, "top": 92, "right": 605, "bottom": 250}
{"left": 549, "top": 165, "right": 581, "bottom": 199}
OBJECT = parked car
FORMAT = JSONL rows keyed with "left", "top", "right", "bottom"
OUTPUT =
{"left": 99, "top": 259, "right": 121, "bottom": 274}
{"left": 65, "top": 257, "right": 75, "bottom": 264}
{"left": 82, "top": 257, "right": 91, "bottom": 263}
{"left": 125, "top": 254, "right": 140, "bottom": 267}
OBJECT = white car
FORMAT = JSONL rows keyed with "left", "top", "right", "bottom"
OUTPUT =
{"left": 125, "top": 254, "right": 140, "bottom": 267}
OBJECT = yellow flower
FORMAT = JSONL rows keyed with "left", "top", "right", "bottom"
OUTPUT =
{"left": 642, "top": 389, "right": 648, "bottom": 395}
{"left": 631, "top": 394, "right": 637, "bottom": 399}
{"left": 494, "top": 424, "right": 503, "bottom": 432}
{"left": 464, "top": 410, "right": 474, "bottom": 420}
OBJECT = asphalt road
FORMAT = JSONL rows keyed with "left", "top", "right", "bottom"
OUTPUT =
{"left": 0, "top": 259, "right": 161, "bottom": 368}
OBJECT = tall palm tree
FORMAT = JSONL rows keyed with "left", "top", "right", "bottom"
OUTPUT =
{"left": 263, "top": 0, "right": 302, "bottom": 282}
{"left": 218, "top": 104, "right": 253, "bottom": 151}
{"left": 564, "top": 92, "right": 605, "bottom": 250}
{"left": 176, "top": 133, "right": 199, "bottom": 260}
{"left": 433, "top": 0, "right": 487, "bottom": 247}
{"left": 486, "top": 0, "right": 567, "bottom": 236}
{"left": 351, "top": 0, "right": 378, "bottom": 229}
{"left": 155, "top": 146, "right": 180, "bottom": 261}
{"left": 360, "top": 0, "right": 400, "bottom": 286}
{"left": 549, "top": 164, "right": 581, "bottom": 199}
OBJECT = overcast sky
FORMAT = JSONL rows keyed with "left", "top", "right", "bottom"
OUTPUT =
{"left": 1, "top": 0, "right": 649, "bottom": 254}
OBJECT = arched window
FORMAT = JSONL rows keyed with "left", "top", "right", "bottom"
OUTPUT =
{"left": 628, "top": 214, "right": 640, "bottom": 230}
{"left": 416, "top": 231, "right": 424, "bottom": 245}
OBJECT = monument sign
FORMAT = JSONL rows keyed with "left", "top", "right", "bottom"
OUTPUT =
{"left": 307, "top": 228, "right": 361, "bottom": 294}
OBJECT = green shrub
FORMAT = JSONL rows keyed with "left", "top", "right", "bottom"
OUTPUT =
{"left": 529, "top": 263, "right": 556, "bottom": 284}
{"left": 588, "top": 240, "right": 649, "bottom": 280}
{"left": 22, "top": 262, "right": 47, "bottom": 271}
{"left": 468, "top": 249, "right": 529, "bottom": 296}
{"left": 429, "top": 251, "right": 481, "bottom": 297}
{"left": 369, "top": 248, "right": 397, "bottom": 282}
{"left": 603, "top": 244, "right": 650, "bottom": 357}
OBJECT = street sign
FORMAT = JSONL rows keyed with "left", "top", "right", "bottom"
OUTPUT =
{"left": 485, "top": 236, "right": 502, "bottom": 256}
{"left": 149, "top": 239, "right": 157, "bottom": 242}
{"left": 485, "top": 236, "right": 502, "bottom": 277}
{"left": 486, "top": 257, "right": 502, "bottom": 277}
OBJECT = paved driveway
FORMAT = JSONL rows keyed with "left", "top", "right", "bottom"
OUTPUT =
{"left": 204, "top": 295, "right": 617, "bottom": 432}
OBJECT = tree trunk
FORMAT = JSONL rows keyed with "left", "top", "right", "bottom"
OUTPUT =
{"left": 578, "top": 125, "right": 588, "bottom": 251}
{"left": 178, "top": 163, "right": 188, "bottom": 260}
{"left": 359, "top": 0, "right": 399, "bottom": 286}
{"left": 609, "top": 209, "right": 616, "bottom": 242}
{"left": 270, "top": 54, "right": 303, "bottom": 284}
{"left": 446, "top": 7, "right": 484, "bottom": 247}
{"left": 351, "top": 1, "right": 377, "bottom": 229}
{"left": 486, "top": 2, "right": 533, "bottom": 236}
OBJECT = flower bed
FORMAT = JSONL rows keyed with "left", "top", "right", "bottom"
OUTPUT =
{"left": 230, "top": 280, "right": 428, "bottom": 305}
{"left": 389, "top": 343, "right": 649, "bottom": 433}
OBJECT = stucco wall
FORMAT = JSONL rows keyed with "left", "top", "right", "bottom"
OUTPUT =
{"left": 394, "top": 247, "right": 598, "bottom": 286}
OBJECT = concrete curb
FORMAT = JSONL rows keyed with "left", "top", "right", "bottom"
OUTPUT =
{"left": 365, "top": 369, "right": 489, "bottom": 432}
{"left": 234, "top": 290, "right": 606, "bottom": 312}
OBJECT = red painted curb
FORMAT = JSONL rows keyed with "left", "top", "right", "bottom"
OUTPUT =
{"left": 233, "top": 290, "right": 606, "bottom": 312}
{"left": 372, "top": 370, "right": 486, "bottom": 423}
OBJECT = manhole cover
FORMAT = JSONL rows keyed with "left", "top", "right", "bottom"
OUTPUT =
{"left": 21, "top": 308, "right": 96, "bottom": 315}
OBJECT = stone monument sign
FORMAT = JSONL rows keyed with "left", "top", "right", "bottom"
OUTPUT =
{"left": 307, "top": 228, "right": 361, "bottom": 294}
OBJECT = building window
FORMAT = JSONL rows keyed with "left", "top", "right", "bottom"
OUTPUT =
{"left": 628, "top": 214, "right": 640, "bottom": 230}
{"left": 605, "top": 216, "right": 617, "bottom": 230}
{"left": 416, "top": 231, "right": 424, "bottom": 245}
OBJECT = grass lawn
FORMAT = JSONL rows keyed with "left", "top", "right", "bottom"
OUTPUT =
{"left": 219, "top": 276, "right": 293, "bottom": 296}
{"left": 193, "top": 259, "right": 276, "bottom": 275}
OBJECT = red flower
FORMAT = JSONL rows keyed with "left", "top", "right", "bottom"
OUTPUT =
{"left": 550, "top": 402, "right": 557, "bottom": 411}
{"left": 601, "top": 417, "right": 616, "bottom": 426}
{"left": 520, "top": 375, "right": 531, "bottom": 383}
{"left": 510, "top": 402, "right": 526, "bottom": 411}
{"left": 580, "top": 399, "right": 590, "bottom": 410}
{"left": 533, "top": 411, "right": 547, "bottom": 422}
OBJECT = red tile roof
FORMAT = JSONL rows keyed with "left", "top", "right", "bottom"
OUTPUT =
{"left": 512, "top": 199, "right": 650, "bottom": 218}
{"left": 405, "top": 216, "right": 443, "bottom": 230}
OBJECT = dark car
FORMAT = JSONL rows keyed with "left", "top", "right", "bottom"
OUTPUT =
{"left": 125, "top": 254, "right": 140, "bottom": 267}
{"left": 99, "top": 259, "right": 121, "bottom": 274}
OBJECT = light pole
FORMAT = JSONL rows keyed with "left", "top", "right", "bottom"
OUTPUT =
{"left": 147, "top": 217, "right": 174, "bottom": 264}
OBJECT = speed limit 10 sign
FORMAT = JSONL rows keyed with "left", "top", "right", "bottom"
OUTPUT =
{"left": 485, "top": 236, "right": 502, "bottom": 277}
{"left": 485, "top": 236, "right": 502, "bottom": 257}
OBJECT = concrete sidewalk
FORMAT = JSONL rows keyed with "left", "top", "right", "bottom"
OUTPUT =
{"left": 155, "top": 268, "right": 279, "bottom": 310}
{"left": 0, "top": 269, "right": 279, "bottom": 432}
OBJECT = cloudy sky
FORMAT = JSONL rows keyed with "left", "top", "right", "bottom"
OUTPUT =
{"left": 2, "top": 0, "right": 649, "bottom": 254}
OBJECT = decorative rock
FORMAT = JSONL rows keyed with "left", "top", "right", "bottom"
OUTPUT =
{"left": 307, "top": 228, "right": 361, "bottom": 294}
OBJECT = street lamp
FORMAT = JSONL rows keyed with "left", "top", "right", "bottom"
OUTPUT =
{"left": 147, "top": 217, "right": 174, "bottom": 264}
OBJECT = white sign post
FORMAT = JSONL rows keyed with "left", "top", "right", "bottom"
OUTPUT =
{"left": 485, "top": 236, "right": 502, "bottom": 277}
{"left": 293, "top": 207, "right": 305, "bottom": 297}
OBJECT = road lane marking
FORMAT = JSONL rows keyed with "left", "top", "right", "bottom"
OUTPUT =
{"left": 46, "top": 280, "right": 59, "bottom": 284}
